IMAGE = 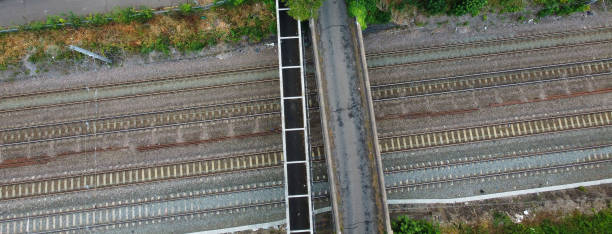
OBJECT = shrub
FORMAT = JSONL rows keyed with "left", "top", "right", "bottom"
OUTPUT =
{"left": 137, "top": 8, "right": 154, "bottom": 23}
{"left": 86, "top": 13, "right": 110, "bottom": 26}
{"left": 180, "top": 3, "right": 193, "bottom": 15}
{"left": 536, "top": 0, "right": 590, "bottom": 17}
{"left": 65, "top": 12, "right": 83, "bottom": 28}
{"left": 348, "top": 0, "right": 391, "bottom": 29}
{"left": 28, "top": 21, "right": 46, "bottom": 31}
{"left": 111, "top": 7, "right": 152, "bottom": 24}
{"left": 392, "top": 215, "right": 441, "bottom": 234}
{"left": 141, "top": 36, "right": 171, "bottom": 54}
{"left": 422, "top": 0, "right": 448, "bottom": 15}
{"left": 451, "top": 0, "right": 487, "bottom": 16}
{"left": 283, "top": 0, "right": 325, "bottom": 20}
{"left": 46, "top": 15, "right": 66, "bottom": 29}
{"left": 112, "top": 8, "right": 136, "bottom": 24}
{"left": 490, "top": 0, "right": 524, "bottom": 13}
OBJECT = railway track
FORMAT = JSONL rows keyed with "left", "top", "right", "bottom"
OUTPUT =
{"left": 383, "top": 143, "right": 612, "bottom": 173}
{"left": 0, "top": 151, "right": 284, "bottom": 200}
{"left": 378, "top": 110, "right": 612, "bottom": 152}
{"left": 0, "top": 183, "right": 331, "bottom": 234}
{"left": 371, "top": 58, "right": 612, "bottom": 102}
{"left": 0, "top": 65, "right": 278, "bottom": 100}
{"left": 366, "top": 26, "right": 612, "bottom": 59}
{"left": 4, "top": 56, "right": 610, "bottom": 147}
{"left": 386, "top": 155, "right": 612, "bottom": 191}
{"left": 367, "top": 26, "right": 612, "bottom": 70}
{"left": 0, "top": 78, "right": 279, "bottom": 115}
{"left": 0, "top": 146, "right": 326, "bottom": 201}
{"left": 0, "top": 98, "right": 280, "bottom": 146}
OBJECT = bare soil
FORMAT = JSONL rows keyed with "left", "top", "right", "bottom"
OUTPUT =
{"left": 389, "top": 184, "right": 612, "bottom": 227}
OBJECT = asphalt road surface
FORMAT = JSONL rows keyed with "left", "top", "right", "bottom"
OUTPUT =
{"left": 312, "top": 0, "right": 390, "bottom": 232}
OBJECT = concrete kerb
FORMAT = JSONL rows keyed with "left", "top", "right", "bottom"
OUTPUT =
{"left": 388, "top": 178, "right": 612, "bottom": 204}
{"left": 355, "top": 20, "right": 392, "bottom": 233}
{"left": 309, "top": 18, "right": 341, "bottom": 234}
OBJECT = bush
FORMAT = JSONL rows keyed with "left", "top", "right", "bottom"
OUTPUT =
{"left": 283, "top": 0, "right": 325, "bottom": 20}
{"left": 422, "top": 0, "right": 448, "bottom": 14}
{"left": 451, "top": 0, "right": 487, "bottom": 16}
{"left": 45, "top": 15, "right": 66, "bottom": 29}
{"left": 65, "top": 12, "right": 83, "bottom": 28}
{"left": 141, "top": 36, "right": 171, "bottom": 54}
{"left": 536, "top": 0, "right": 590, "bottom": 17}
{"left": 392, "top": 216, "right": 441, "bottom": 234}
{"left": 180, "top": 3, "right": 193, "bottom": 15}
{"left": 348, "top": 0, "right": 391, "bottom": 29}
{"left": 27, "top": 21, "right": 46, "bottom": 31}
{"left": 111, "top": 7, "right": 153, "bottom": 24}
{"left": 86, "top": 13, "right": 110, "bottom": 26}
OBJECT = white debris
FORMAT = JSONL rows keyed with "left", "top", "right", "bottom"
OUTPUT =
{"left": 514, "top": 213, "right": 524, "bottom": 223}
{"left": 265, "top": 43, "right": 275, "bottom": 47}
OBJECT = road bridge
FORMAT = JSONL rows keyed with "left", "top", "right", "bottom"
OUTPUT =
{"left": 310, "top": 0, "right": 391, "bottom": 232}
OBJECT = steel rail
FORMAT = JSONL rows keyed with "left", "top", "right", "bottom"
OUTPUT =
{"left": 0, "top": 164, "right": 283, "bottom": 202}
{"left": 386, "top": 158, "right": 612, "bottom": 190}
{"left": 370, "top": 57, "right": 612, "bottom": 89}
{"left": 0, "top": 65, "right": 278, "bottom": 100}
{"left": 383, "top": 143, "right": 612, "bottom": 174}
{"left": 0, "top": 112, "right": 280, "bottom": 147}
{"left": 373, "top": 70, "right": 612, "bottom": 102}
{"left": 368, "top": 39, "right": 612, "bottom": 71}
{"left": 0, "top": 145, "right": 327, "bottom": 200}
{"left": 378, "top": 110, "right": 612, "bottom": 154}
{"left": 366, "top": 26, "right": 612, "bottom": 58}
{"left": 0, "top": 78, "right": 278, "bottom": 114}
{"left": 0, "top": 97, "right": 279, "bottom": 132}
{"left": 0, "top": 183, "right": 284, "bottom": 223}
{"left": 379, "top": 110, "right": 612, "bottom": 140}
{"left": 20, "top": 194, "right": 331, "bottom": 234}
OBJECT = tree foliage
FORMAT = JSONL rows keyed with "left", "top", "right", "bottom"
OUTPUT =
{"left": 536, "top": 0, "right": 589, "bottom": 17}
{"left": 392, "top": 216, "right": 441, "bottom": 234}
{"left": 348, "top": 0, "right": 391, "bottom": 29}
{"left": 451, "top": 0, "right": 488, "bottom": 16}
{"left": 422, "top": 0, "right": 447, "bottom": 14}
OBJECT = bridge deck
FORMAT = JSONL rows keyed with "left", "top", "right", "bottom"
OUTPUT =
{"left": 310, "top": 0, "right": 391, "bottom": 232}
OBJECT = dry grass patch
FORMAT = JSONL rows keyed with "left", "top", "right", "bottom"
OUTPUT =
{"left": 0, "top": 0, "right": 276, "bottom": 70}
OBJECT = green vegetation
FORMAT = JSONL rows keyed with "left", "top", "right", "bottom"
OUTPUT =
{"left": 397, "top": 0, "right": 487, "bottom": 17}
{"left": 392, "top": 216, "right": 441, "bottom": 234}
{"left": 488, "top": 0, "right": 524, "bottom": 13}
{"left": 0, "top": 1, "right": 276, "bottom": 69}
{"left": 451, "top": 0, "right": 488, "bottom": 16}
{"left": 283, "top": 0, "right": 325, "bottom": 20}
{"left": 390, "top": 0, "right": 590, "bottom": 21}
{"left": 535, "top": 0, "right": 590, "bottom": 17}
{"left": 392, "top": 208, "right": 612, "bottom": 234}
{"left": 348, "top": 0, "right": 392, "bottom": 29}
